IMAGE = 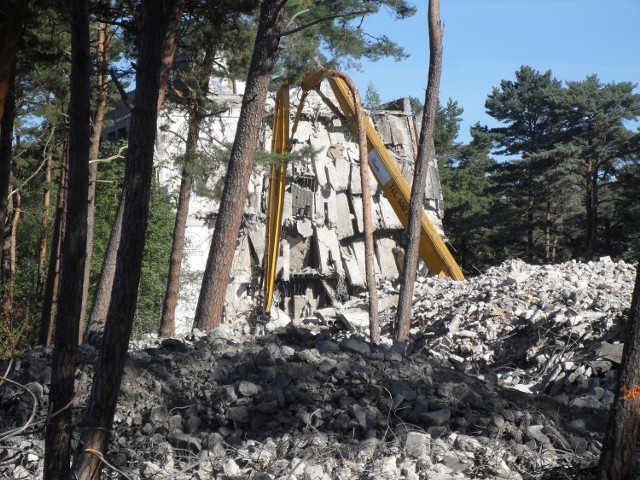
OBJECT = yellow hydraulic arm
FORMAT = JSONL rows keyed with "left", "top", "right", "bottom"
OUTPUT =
{"left": 261, "top": 72, "right": 463, "bottom": 317}
{"left": 302, "top": 71, "right": 464, "bottom": 281}
{"left": 261, "top": 83, "right": 291, "bottom": 317}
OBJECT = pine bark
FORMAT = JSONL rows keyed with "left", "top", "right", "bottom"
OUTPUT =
{"left": 73, "top": 2, "right": 169, "bottom": 477}
{"left": 36, "top": 128, "right": 54, "bottom": 295}
{"left": 159, "top": 120, "right": 197, "bottom": 337}
{"left": 159, "top": 43, "right": 216, "bottom": 337}
{"left": 85, "top": 1, "right": 182, "bottom": 339}
{"left": 43, "top": 0, "right": 90, "bottom": 475}
{"left": 0, "top": 63, "right": 16, "bottom": 288}
{"left": 193, "top": 0, "right": 286, "bottom": 331}
{"left": 597, "top": 259, "right": 640, "bottom": 480}
{"left": 79, "top": 23, "right": 111, "bottom": 341}
{"left": 329, "top": 70, "right": 379, "bottom": 344}
{"left": 39, "top": 132, "right": 69, "bottom": 346}
{"left": 395, "top": 0, "right": 442, "bottom": 343}
{"left": 585, "top": 159, "right": 598, "bottom": 260}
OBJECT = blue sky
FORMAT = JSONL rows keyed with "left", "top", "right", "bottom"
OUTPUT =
{"left": 347, "top": 0, "right": 640, "bottom": 143}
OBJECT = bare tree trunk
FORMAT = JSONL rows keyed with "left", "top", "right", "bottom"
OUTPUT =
{"left": 527, "top": 174, "right": 534, "bottom": 263}
{"left": 39, "top": 132, "right": 69, "bottom": 346}
{"left": 395, "top": 0, "right": 443, "bottom": 343}
{"left": 193, "top": 0, "right": 286, "bottom": 331}
{"left": 159, "top": 42, "right": 216, "bottom": 337}
{"left": 79, "top": 23, "right": 111, "bottom": 341}
{"left": 157, "top": 0, "right": 184, "bottom": 113}
{"left": 37, "top": 128, "right": 54, "bottom": 295}
{"left": 0, "top": 62, "right": 16, "bottom": 289}
{"left": 85, "top": 2, "right": 182, "bottom": 340}
{"left": 159, "top": 122, "right": 197, "bottom": 337}
{"left": 597, "top": 259, "right": 640, "bottom": 480}
{"left": 43, "top": 0, "right": 90, "bottom": 475}
{"left": 73, "top": 2, "right": 170, "bottom": 477}
{"left": 585, "top": 160, "right": 598, "bottom": 261}
{"left": 85, "top": 191, "right": 121, "bottom": 339}
{"left": 329, "top": 70, "right": 379, "bottom": 344}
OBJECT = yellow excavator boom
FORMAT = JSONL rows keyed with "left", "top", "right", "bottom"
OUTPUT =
{"left": 261, "top": 84, "right": 290, "bottom": 317}
{"left": 261, "top": 72, "right": 463, "bottom": 316}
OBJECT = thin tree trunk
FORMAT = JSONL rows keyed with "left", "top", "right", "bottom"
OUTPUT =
{"left": 527, "top": 169, "right": 535, "bottom": 263}
{"left": 544, "top": 195, "right": 552, "bottom": 264}
{"left": 159, "top": 42, "right": 216, "bottom": 337}
{"left": 585, "top": 160, "right": 598, "bottom": 260}
{"left": 43, "top": 0, "right": 90, "bottom": 475}
{"left": 85, "top": 1, "right": 182, "bottom": 339}
{"left": 0, "top": 63, "right": 16, "bottom": 288}
{"left": 73, "top": 2, "right": 170, "bottom": 477}
{"left": 79, "top": 23, "right": 111, "bottom": 341}
{"left": 395, "top": 0, "right": 442, "bottom": 343}
{"left": 159, "top": 124, "right": 197, "bottom": 337}
{"left": 597, "top": 259, "right": 640, "bottom": 480}
{"left": 157, "top": 0, "right": 185, "bottom": 113}
{"left": 193, "top": 0, "right": 286, "bottom": 331}
{"left": 37, "top": 128, "right": 54, "bottom": 295}
{"left": 329, "top": 70, "right": 379, "bottom": 344}
{"left": 39, "top": 132, "right": 69, "bottom": 346}
{"left": 85, "top": 191, "right": 121, "bottom": 340}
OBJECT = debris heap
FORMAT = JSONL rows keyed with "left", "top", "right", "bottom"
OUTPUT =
{"left": 1, "top": 258, "right": 635, "bottom": 479}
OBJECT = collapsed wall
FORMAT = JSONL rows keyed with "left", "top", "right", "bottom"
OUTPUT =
{"left": 154, "top": 78, "right": 446, "bottom": 327}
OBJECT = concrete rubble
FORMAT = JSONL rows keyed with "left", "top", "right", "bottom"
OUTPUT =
{"left": 153, "top": 78, "right": 444, "bottom": 327}
{"left": 1, "top": 257, "right": 636, "bottom": 479}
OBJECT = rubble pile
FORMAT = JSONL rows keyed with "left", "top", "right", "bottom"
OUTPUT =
{"left": 0, "top": 258, "right": 636, "bottom": 480}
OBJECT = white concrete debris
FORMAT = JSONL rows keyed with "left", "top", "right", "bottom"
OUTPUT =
{"left": 149, "top": 76, "right": 446, "bottom": 330}
{"left": 2, "top": 258, "right": 637, "bottom": 480}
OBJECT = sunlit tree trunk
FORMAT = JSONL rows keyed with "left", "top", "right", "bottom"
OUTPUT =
{"left": 329, "top": 69, "right": 379, "bottom": 344}
{"left": 194, "top": 0, "right": 286, "bottom": 331}
{"left": 598, "top": 259, "right": 640, "bottom": 479}
{"left": 396, "top": 0, "right": 442, "bottom": 343}
{"left": 159, "top": 43, "right": 216, "bottom": 337}
{"left": 79, "top": 23, "right": 111, "bottom": 341}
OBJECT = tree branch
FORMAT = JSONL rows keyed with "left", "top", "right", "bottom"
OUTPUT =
{"left": 281, "top": 9, "right": 373, "bottom": 37}
{"left": 109, "top": 68, "right": 134, "bottom": 112}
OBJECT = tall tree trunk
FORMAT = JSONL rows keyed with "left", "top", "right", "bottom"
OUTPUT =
{"left": 597, "top": 259, "right": 640, "bottom": 480}
{"left": 73, "top": 2, "right": 170, "bottom": 477}
{"left": 79, "top": 23, "right": 111, "bottom": 341}
{"left": 585, "top": 160, "right": 598, "bottom": 260}
{"left": 193, "top": 0, "right": 286, "bottom": 331}
{"left": 39, "top": 136, "right": 69, "bottom": 346}
{"left": 527, "top": 168, "right": 535, "bottom": 263}
{"left": 85, "top": 191, "right": 121, "bottom": 340}
{"left": 85, "top": 1, "right": 182, "bottom": 339}
{"left": 156, "top": 0, "right": 184, "bottom": 113}
{"left": 159, "top": 120, "right": 197, "bottom": 337}
{"left": 544, "top": 195, "right": 552, "bottom": 264}
{"left": 395, "top": 0, "right": 443, "bottom": 343}
{"left": 329, "top": 69, "right": 379, "bottom": 344}
{"left": 37, "top": 128, "right": 55, "bottom": 295}
{"left": 0, "top": 63, "right": 16, "bottom": 288}
{"left": 0, "top": 21, "right": 22, "bottom": 125}
{"left": 159, "top": 123, "right": 196, "bottom": 337}
{"left": 159, "top": 42, "right": 216, "bottom": 337}
{"left": 43, "top": 0, "right": 90, "bottom": 476}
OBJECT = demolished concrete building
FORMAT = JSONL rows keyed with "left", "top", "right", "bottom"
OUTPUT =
{"left": 137, "top": 77, "right": 448, "bottom": 327}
